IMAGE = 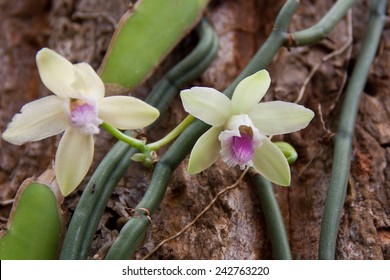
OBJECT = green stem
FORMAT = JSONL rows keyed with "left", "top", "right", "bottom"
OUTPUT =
{"left": 60, "top": 19, "right": 218, "bottom": 260}
{"left": 318, "top": 0, "right": 387, "bottom": 260}
{"left": 148, "top": 115, "right": 195, "bottom": 151}
{"left": 105, "top": 0, "right": 300, "bottom": 260}
{"left": 101, "top": 122, "right": 146, "bottom": 152}
{"left": 253, "top": 174, "right": 292, "bottom": 260}
{"left": 102, "top": 115, "right": 195, "bottom": 162}
{"left": 105, "top": 122, "right": 207, "bottom": 259}
{"left": 290, "top": 0, "right": 356, "bottom": 46}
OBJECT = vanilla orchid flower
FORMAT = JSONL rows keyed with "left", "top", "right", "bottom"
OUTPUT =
{"left": 180, "top": 69, "right": 314, "bottom": 186}
{"left": 2, "top": 48, "right": 159, "bottom": 196}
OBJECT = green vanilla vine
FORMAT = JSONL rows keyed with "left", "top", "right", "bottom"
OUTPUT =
{"left": 253, "top": 174, "right": 292, "bottom": 260}
{"left": 105, "top": 0, "right": 358, "bottom": 260}
{"left": 289, "top": 0, "right": 356, "bottom": 47}
{"left": 318, "top": 0, "right": 387, "bottom": 260}
{"left": 60, "top": 19, "right": 218, "bottom": 260}
{"left": 105, "top": 0, "right": 301, "bottom": 260}
{"left": 61, "top": 0, "right": 358, "bottom": 260}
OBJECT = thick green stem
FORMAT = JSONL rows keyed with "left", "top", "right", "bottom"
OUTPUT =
{"left": 291, "top": 0, "right": 356, "bottom": 46}
{"left": 105, "top": 0, "right": 300, "bottom": 260}
{"left": 318, "top": 0, "right": 386, "bottom": 260}
{"left": 60, "top": 19, "right": 218, "bottom": 260}
{"left": 253, "top": 174, "right": 292, "bottom": 260}
{"left": 105, "top": 123, "right": 203, "bottom": 259}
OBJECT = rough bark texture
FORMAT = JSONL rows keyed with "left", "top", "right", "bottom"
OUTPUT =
{"left": 1, "top": 0, "right": 389, "bottom": 260}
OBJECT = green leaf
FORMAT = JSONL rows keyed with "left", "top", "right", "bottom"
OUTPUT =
{"left": 100, "top": 0, "right": 210, "bottom": 92}
{"left": 0, "top": 183, "right": 62, "bottom": 260}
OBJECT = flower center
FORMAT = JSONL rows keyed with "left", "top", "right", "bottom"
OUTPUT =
{"left": 219, "top": 114, "right": 264, "bottom": 170}
{"left": 68, "top": 97, "right": 102, "bottom": 135}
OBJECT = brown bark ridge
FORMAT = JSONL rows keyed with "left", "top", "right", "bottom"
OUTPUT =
{"left": 0, "top": 0, "right": 389, "bottom": 260}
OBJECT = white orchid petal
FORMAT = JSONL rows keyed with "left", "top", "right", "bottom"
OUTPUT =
{"left": 180, "top": 87, "right": 232, "bottom": 126}
{"left": 231, "top": 69, "right": 271, "bottom": 113}
{"left": 252, "top": 137, "right": 290, "bottom": 186}
{"left": 55, "top": 129, "right": 94, "bottom": 196}
{"left": 98, "top": 96, "right": 159, "bottom": 130}
{"left": 36, "top": 48, "right": 75, "bottom": 99}
{"left": 188, "top": 126, "right": 222, "bottom": 174}
{"left": 2, "top": 96, "right": 68, "bottom": 145}
{"left": 73, "top": 63, "right": 105, "bottom": 99}
{"left": 248, "top": 101, "right": 315, "bottom": 135}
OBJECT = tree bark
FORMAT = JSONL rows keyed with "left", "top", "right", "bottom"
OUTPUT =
{"left": 1, "top": 0, "right": 389, "bottom": 260}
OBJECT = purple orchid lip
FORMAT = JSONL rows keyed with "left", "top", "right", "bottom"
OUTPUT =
{"left": 219, "top": 115, "right": 265, "bottom": 170}
{"left": 231, "top": 125, "right": 255, "bottom": 165}
{"left": 69, "top": 98, "right": 102, "bottom": 135}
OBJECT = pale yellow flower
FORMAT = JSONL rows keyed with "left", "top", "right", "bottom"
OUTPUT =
{"left": 180, "top": 70, "right": 314, "bottom": 186}
{"left": 2, "top": 48, "right": 159, "bottom": 196}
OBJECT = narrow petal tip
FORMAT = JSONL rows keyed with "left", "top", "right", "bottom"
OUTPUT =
{"left": 231, "top": 69, "right": 271, "bottom": 113}
{"left": 36, "top": 48, "right": 75, "bottom": 99}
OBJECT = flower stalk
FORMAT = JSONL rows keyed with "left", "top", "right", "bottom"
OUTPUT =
{"left": 102, "top": 115, "right": 196, "bottom": 152}
{"left": 147, "top": 115, "right": 195, "bottom": 151}
{"left": 101, "top": 115, "right": 195, "bottom": 169}
{"left": 101, "top": 123, "right": 146, "bottom": 151}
